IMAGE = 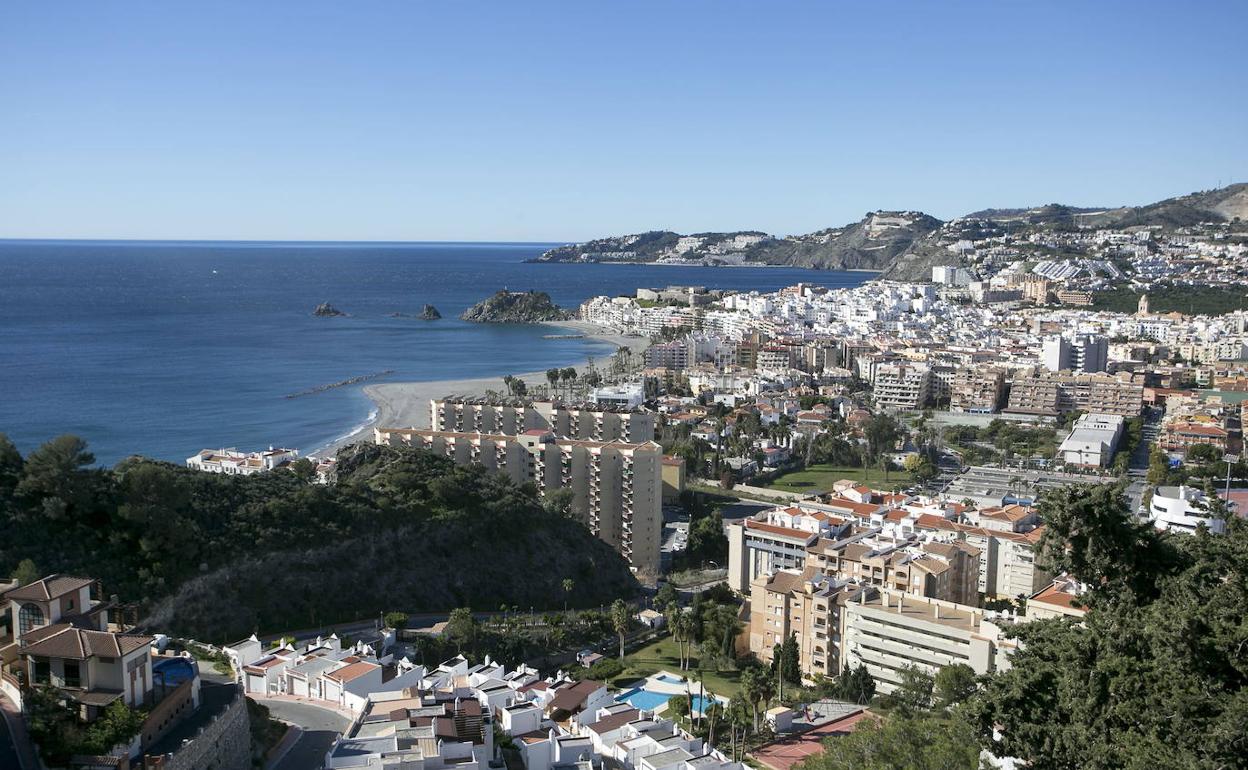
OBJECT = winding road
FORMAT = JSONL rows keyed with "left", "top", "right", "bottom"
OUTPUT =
{"left": 263, "top": 700, "right": 351, "bottom": 770}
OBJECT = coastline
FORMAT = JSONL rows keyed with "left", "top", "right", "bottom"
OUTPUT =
{"left": 309, "top": 320, "right": 649, "bottom": 458}
{"left": 528, "top": 258, "right": 882, "bottom": 274}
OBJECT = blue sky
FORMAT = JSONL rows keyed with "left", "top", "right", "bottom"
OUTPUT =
{"left": 1, "top": 1, "right": 1245, "bottom": 242}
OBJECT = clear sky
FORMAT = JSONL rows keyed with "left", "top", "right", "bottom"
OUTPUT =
{"left": 1, "top": 1, "right": 1245, "bottom": 242}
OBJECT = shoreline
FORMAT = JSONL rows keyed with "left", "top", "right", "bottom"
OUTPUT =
{"left": 528, "top": 258, "right": 882, "bottom": 274}
{"left": 309, "top": 320, "right": 649, "bottom": 458}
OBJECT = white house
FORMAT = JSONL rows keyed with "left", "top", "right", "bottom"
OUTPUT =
{"left": 1150, "top": 485, "right": 1227, "bottom": 535}
{"left": 185, "top": 446, "right": 299, "bottom": 475}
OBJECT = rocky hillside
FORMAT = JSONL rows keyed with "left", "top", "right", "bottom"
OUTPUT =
{"left": 1095, "top": 183, "right": 1248, "bottom": 229}
{"left": 751, "top": 212, "right": 943, "bottom": 270}
{"left": 534, "top": 183, "right": 1245, "bottom": 279}
{"left": 461, "top": 290, "right": 571, "bottom": 323}
{"left": 534, "top": 213, "right": 941, "bottom": 271}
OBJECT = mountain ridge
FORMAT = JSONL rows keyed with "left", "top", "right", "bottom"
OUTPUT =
{"left": 534, "top": 183, "right": 1246, "bottom": 280}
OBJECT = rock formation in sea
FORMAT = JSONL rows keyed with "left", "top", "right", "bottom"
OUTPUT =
{"left": 460, "top": 290, "right": 571, "bottom": 323}
{"left": 313, "top": 302, "right": 347, "bottom": 317}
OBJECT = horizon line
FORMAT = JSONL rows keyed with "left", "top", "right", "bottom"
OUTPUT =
{"left": 0, "top": 237, "right": 571, "bottom": 246}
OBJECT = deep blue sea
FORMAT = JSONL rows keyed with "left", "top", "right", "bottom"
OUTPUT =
{"left": 0, "top": 241, "right": 869, "bottom": 465}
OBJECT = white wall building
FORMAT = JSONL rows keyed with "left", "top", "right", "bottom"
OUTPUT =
{"left": 1149, "top": 485, "right": 1227, "bottom": 535}
{"left": 1058, "top": 413, "right": 1124, "bottom": 467}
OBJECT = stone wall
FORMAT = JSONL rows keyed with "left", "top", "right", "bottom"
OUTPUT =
{"left": 141, "top": 678, "right": 197, "bottom": 749}
{"left": 143, "top": 690, "right": 250, "bottom": 770}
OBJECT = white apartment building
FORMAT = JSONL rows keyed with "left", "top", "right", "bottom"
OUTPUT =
{"left": 185, "top": 446, "right": 299, "bottom": 475}
{"left": 1149, "top": 485, "right": 1227, "bottom": 535}
{"left": 1058, "top": 413, "right": 1124, "bottom": 467}
{"left": 1042, "top": 334, "right": 1109, "bottom": 374}
{"left": 430, "top": 398, "right": 655, "bottom": 444}
{"left": 841, "top": 589, "right": 1015, "bottom": 694}
{"left": 726, "top": 508, "right": 852, "bottom": 592}
{"left": 375, "top": 427, "right": 663, "bottom": 574}
{"left": 873, "top": 363, "right": 932, "bottom": 411}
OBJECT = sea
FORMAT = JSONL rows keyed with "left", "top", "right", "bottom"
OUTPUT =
{"left": 0, "top": 240, "right": 871, "bottom": 466}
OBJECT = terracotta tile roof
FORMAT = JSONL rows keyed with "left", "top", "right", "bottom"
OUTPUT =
{"left": 547, "top": 679, "right": 602, "bottom": 713}
{"left": 1030, "top": 580, "right": 1084, "bottom": 612}
{"left": 326, "top": 661, "right": 379, "bottom": 683}
{"left": 979, "top": 504, "right": 1032, "bottom": 521}
{"left": 587, "top": 708, "right": 641, "bottom": 734}
{"left": 745, "top": 520, "right": 817, "bottom": 542}
{"left": 20, "top": 623, "right": 152, "bottom": 660}
{"left": 5, "top": 575, "right": 93, "bottom": 602}
{"left": 764, "top": 571, "right": 804, "bottom": 595}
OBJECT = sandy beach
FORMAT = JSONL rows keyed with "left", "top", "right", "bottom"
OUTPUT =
{"left": 310, "top": 321, "right": 650, "bottom": 458}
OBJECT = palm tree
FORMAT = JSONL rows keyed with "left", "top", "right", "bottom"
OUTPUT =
{"left": 727, "top": 696, "right": 751, "bottom": 761}
{"left": 610, "top": 599, "right": 630, "bottom": 660}
{"left": 740, "top": 667, "right": 763, "bottom": 732}
{"left": 676, "top": 611, "right": 695, "bottom": 670}
{"left": 756, "top": 669, "right": 775, "bottom": 727}
{"left": 561, "top": 578, "right": 574, "bottom": 612}
{"left": 704, "top": 699, "right": 722, "bottom": 747}
{"left": 546, "top": 368, "right": 560, "bottom": 397}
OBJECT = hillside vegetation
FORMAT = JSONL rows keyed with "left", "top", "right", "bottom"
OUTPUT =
{"left": 0, "top": 435, "right": 638, "bottom": 642}
{"left": 534, "top": 183, "right": 1246, "bottom": 279}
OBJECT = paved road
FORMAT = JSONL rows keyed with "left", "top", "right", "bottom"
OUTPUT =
{"left": 265, "top": 700, "right": 351, "bottom": 770}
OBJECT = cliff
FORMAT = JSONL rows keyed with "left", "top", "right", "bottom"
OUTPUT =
{"left": 461, "top": 290, "right": 571, "bottom": 323}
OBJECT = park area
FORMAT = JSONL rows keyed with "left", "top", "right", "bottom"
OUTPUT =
{"left": 761, "top": 464, "right": 902, "bottom": 494}
{"left": 622, "top": 636, "right": 744, "bottom": 699}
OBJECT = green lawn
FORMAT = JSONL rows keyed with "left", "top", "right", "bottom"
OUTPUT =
{"left": 762, "top": 464, "right": 898, "bottom": 493}
{"left": 623, "top": 635, "right": 744, "bottom": 698}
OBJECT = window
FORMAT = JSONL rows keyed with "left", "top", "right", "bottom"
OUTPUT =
{"left": 18, "top": 603, "right": 44, "bottom": 636}
{"left": 64, "top": 662, "right": 81, "bottom": 688}
{"left": 33, "top": 659, "right": 50, "bottom": 685}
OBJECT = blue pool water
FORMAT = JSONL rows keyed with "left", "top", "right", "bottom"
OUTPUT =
{"left": 153, "top": 657, "right": 196, "bottom": 687}
{"left": 616, "top": 686, "right": 714, "bottom": 713}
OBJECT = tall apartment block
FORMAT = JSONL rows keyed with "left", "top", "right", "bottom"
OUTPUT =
{"left": 840, "top": 589, "right": 1015, "bottom": 694}
{"left": 1005, "top": 371, "right": 1143, "bottom": 417}
{"left": 1042, "top": 334, "right": 1109, "bottom": 374}
{"left": 950, "top": 368, "right": 1005, "bottom": 413}
{"left": 430, "top": 398, "right": 656, "bottom": 443}
{"left": 374, "top": 427, "right": 662, "bottom": 576}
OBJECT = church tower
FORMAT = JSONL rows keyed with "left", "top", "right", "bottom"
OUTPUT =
{"left": 1137, "top": 294, "right": 1150, "bottom": 316}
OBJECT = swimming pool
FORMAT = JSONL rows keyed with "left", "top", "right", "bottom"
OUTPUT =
{"left": 153, "top": 657, "right": 197, "bottom": 687}
{"left": 655, "top": 674, "right": 683, "bottom": 684}
{"left": 616, "top": 687, "right": 714, "bottom": 714}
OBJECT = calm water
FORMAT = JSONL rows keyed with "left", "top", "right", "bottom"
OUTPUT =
{"left": 0, "top": 241, "right": 870, "bottom": 465}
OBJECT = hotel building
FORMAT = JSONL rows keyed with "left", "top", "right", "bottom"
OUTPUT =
{"left": 840, "top": 589, "right": 1016, "bottom": 694}
{"left": 374, "top": 427, "right": 662, "bottom": 575}
{"left": 430, "top": 398, "right": 655, "bottom": 444}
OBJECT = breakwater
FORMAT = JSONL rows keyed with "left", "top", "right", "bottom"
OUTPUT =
{"left": 285, "top": 370, "right": 395, "bottom": 399}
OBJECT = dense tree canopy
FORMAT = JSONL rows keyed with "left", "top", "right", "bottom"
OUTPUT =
{"left": 0, "top": 434, "right": 639, "bottom": 640}
{"left": 966, "top": 484, "right": 1248, "bottom": 769}
{"left": 800, "top": 483, "right": 1246, "bottom": 769}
